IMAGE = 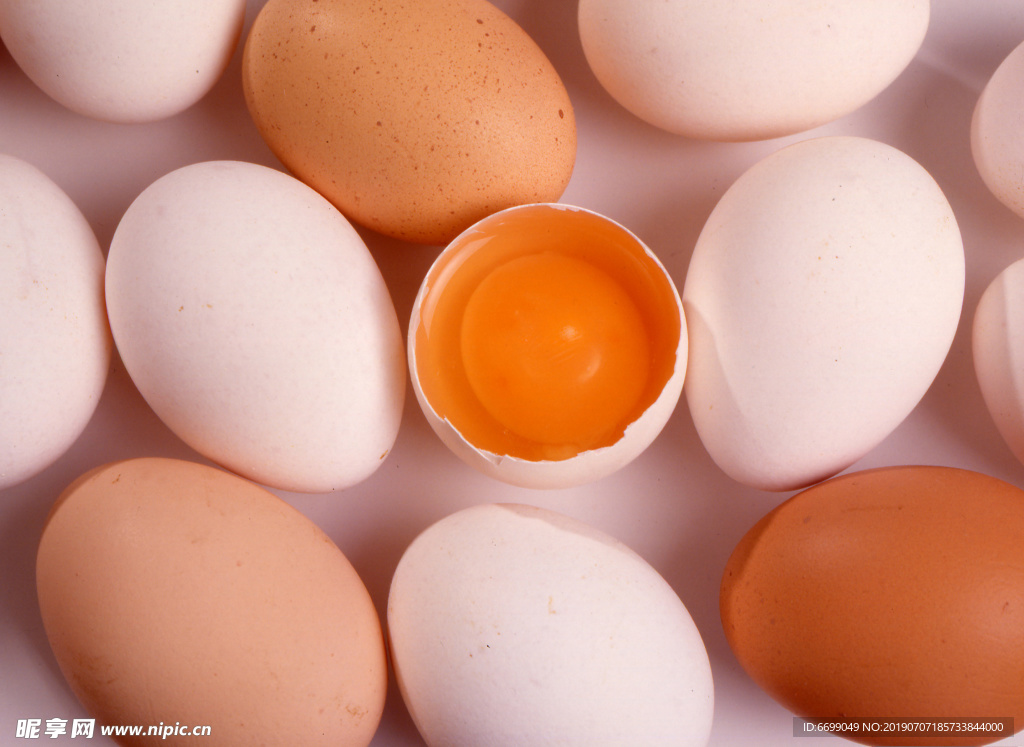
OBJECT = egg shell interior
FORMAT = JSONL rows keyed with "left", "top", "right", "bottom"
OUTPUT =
{"left": 5, "top": 1, "right": 1024, "bottom": 745}
{"left": 408, "top": 203, "right": 687, "bottom": 489}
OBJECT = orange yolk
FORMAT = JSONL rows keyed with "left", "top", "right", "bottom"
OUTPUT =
{"left": 413, "top": 204, "right": 680, "bottom": 462}
{"left": 460, "top": 252, "right": 651, "bottom": 447}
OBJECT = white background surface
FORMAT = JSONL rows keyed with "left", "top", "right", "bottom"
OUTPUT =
{"left": 3, "top": 1, "right": 1024, "bottom": 745}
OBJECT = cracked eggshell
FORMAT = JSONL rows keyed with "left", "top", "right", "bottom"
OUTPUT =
{"left": 0, "top": 0, "right": 246, "bottom": 123}
{"left": 0, "top": 153, "right": 111, "bottom": 490}
{"left": 683, "top": 136, "right": 964, "bottom": 492}
{"left": 387, "top": 502, "right": 714, "bottom": 747}
{"left": 407, "top": 203, "right": 687, "bottom": 490}
{"left": 105, "top": 160, "right": 405, "bottom": 494}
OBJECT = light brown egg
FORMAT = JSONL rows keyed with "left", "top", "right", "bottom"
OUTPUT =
{"left": 36, "top": 458, "right": 386, "bottom": 747}
{"left": 721, "top": 466, "right": 1024, "bottom": 747}
{"left": 241, "top": 0, "right": 576, "bottom": 246}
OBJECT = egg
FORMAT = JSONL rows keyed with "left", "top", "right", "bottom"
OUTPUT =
{"left": 36, "top": 457, "right": 387, "bottom": 746}
{"left": 578, "top": 0, "right": 929, "bottom": 141}
{"left": 973, "top": 258, "right": 1024, "bottom": 466}
{"left": 104, "top": 160, "right": 405, "bottom": 494}
{"left": 0, "top": 0, "right": 246, "bottom": 123}
{"left": 408, "top": 203, "right": 686, "bottom": 489}
{"left": 682, "top": 136, "right": 964, "bottom": 492}
{"left": 971, "top": 38, "right": 1024, "bottom": 221}
{"left": 720, "top": 466, "right": 1024, "bottom": 746}
{"left": 241, "top": 0, "right": 576, "bottom": 245}
{"left": 387, "top": 502, "right": 714, "bottom": 746}
{"left": 0, "top": 153, "right": 111, "bottom": 490}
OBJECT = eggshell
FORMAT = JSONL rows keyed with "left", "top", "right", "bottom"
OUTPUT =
{"left": 578, "top": 0, "right": 929, "bottom": 141}
{"left": 408, "top": 203, "right": 687, "bottom": 489}
{"left": 720, "top": 465, "right": 1024, "bottom": 746}
{"left": 105, "top": 160, "right": 405, "bottom": 493}
{"left": 0, "top": 0, "right": 246, "bottom": 123}
{"left": 387, "top": 503, "right": 714, "bottom": 746}
{"left": 0, "top": 154, "right": 111, "bottom": 490}
{"left": 973, "top": 258, "right": 1024, "bottom": 465}
{"left": 36, "top": 457, "right": 387, "bottom": 747}
{"left": 682, "top": 136, "right": 964, "bottom": 491}
{"left": 241, "top": 0, "right": 576, "bottom": 245}
{"left": 972, "top": 39, "right": 1024, "bottom": 221}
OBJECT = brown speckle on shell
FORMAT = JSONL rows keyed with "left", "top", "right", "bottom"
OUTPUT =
{"left": 241, "top": 0, "right": 576, "bottom": 245}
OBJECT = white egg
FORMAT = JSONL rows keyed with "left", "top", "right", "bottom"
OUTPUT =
{"left": 973, "top": 259, "right": 1024, "bottom": 466}
{"left": 0, "top": 0, "right": 246, "bottom": 123}
{"left": 972, "top": 39, "right": 1024, "bottom": 221}
{"left": 0, "top": 154, "right": 111, "bottom": 490}
{"left": 407, "top": 203, "right": 687, "bottom": 490}
{"left": 105, "top": 160, "right": 405, "bottom": 494}
{"left": 578, "top": 0, "right": 929, "bottom": 141}
{"left": 683, "top": 136, "right": 964, "bottom": 491}
{"left": 387, "top": 503, "right": 714, "bottom": 747}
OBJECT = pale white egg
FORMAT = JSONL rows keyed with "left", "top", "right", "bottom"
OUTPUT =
{"left": 972, "top": 38, "right": 1024, "bottom": 221}
{"left": 578, "top": 0, "right": 929, "bottom": 141}
{"left": 973, "top": 258, "right": 1024, "bottom": 466}
{"left": 387, "top": 503, "right": 714, "bottom": 747}
{"left": 683, "top": 136, "right": 964, "bottom": 491}
{"left": 407, "top": 203, "right": 686, "bottom": 489}
{"left": 0, "top": 153, "right": 111, "bottom": 490}
{"left": 0, "top": 0, "right": 246, "bottom": 123}
{"left": 105, "top": 160, "right": 405, "bottom": 494}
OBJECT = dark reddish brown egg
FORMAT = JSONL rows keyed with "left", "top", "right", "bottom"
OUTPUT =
{"left": 721, "top": 466, "right": 1024, "bottom": 746}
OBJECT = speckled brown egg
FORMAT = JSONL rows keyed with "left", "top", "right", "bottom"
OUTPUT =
{"left": 241, "top": 0, "right": 576, "bottom": 245}
{"left": 721, "top": 466, "right": 1024, "bottom": 746}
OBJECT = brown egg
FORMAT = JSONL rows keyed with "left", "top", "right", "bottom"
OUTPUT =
{"left": 720, "top": 466, "right": 1024, "bottom": 747}
{"left": 241, "top": 0, "right": 576, "bottom": 246}
{"left": 36, "top": 458, "right": 386, "bottom": 747}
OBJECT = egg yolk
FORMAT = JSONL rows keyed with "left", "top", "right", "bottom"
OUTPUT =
{"left": 460, "top": 252, "right": 650, "bottom": 447}
{"left": 414, "top": 204, "right": 680, "bottom": 462}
